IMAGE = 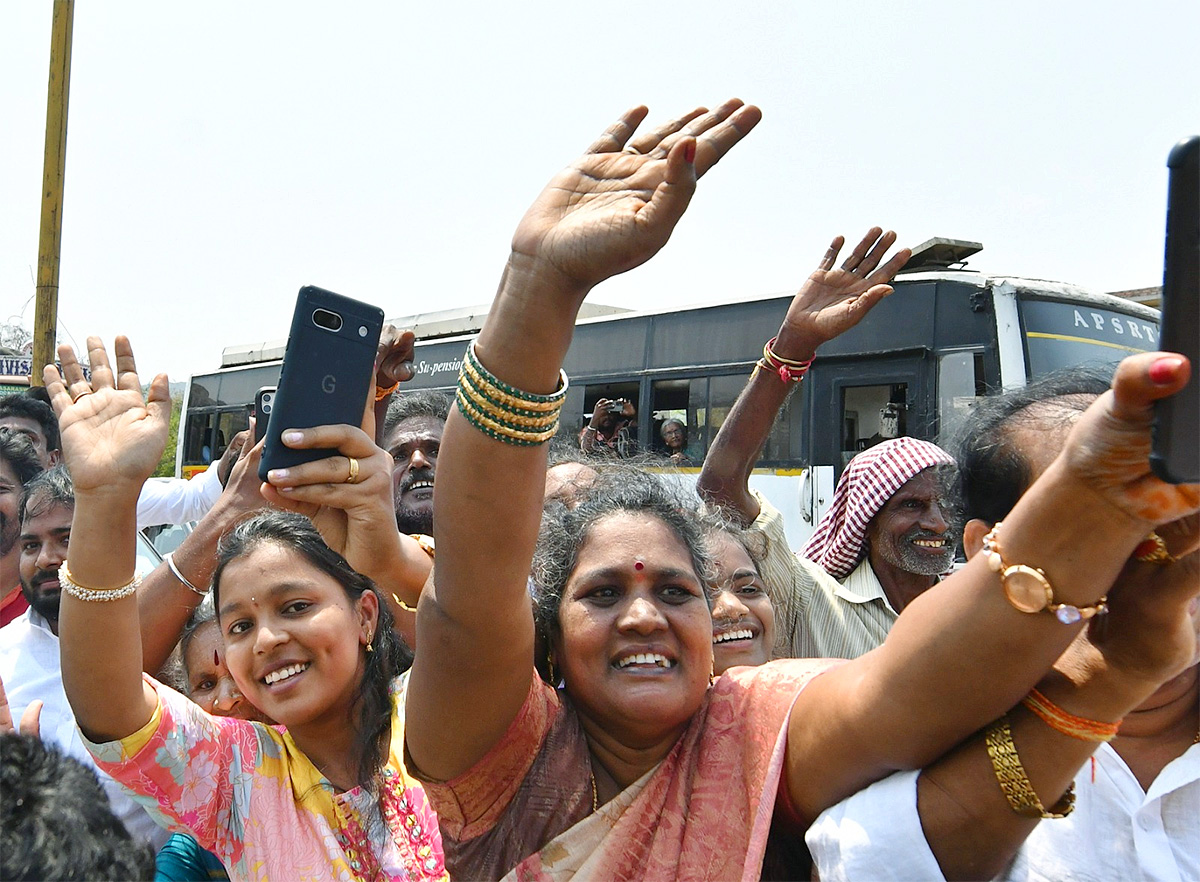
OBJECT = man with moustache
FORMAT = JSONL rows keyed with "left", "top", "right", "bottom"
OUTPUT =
{"left": 384, "top": 391, "right": 450, "bottom": 535}
{"left": 0, "top": 430, "right": 43, "bottom": 627}
{"left": 0, "top": 467, "right": 166, "bottom": 848}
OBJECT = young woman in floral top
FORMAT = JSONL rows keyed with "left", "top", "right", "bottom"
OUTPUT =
{"left": 45, "top": 340, "right": 445, "bottom": 882}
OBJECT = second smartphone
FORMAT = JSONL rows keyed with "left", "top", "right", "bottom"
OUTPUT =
{"left": 258, "top": 286, "right": 384, "bottom": 481}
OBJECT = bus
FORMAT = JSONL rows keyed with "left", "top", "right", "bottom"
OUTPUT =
{"left": 177, "top": 240, "right": 1160, "bottom": 546}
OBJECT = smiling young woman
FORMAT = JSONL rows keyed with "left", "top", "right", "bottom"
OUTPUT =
{"left": 44, "top": 337, "right": 446, "bottom": 882}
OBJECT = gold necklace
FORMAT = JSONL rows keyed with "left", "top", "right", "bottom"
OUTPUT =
{"left": 589, "top": 769, "right": 599, "bottom": 812}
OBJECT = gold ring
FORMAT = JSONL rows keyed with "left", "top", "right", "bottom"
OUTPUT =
{"left": 71, "top": 389, "right": 93, "bottom": 403}
{"left": 1133, "top": 531, "right": 1176, "bottom": 565}
{"left": 345, "top": 457, "right": 360, "bottom": 484}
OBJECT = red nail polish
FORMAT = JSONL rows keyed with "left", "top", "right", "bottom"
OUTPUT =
{"left": 1149, "top": 356, "right": 1182, "bottom": 384}
{"left": 684, "top": 141, "right": 696, "bottom": 164}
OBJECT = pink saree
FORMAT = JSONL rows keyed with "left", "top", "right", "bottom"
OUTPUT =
{"left": 419, "top": 658, "right": 835, "bottom": 882}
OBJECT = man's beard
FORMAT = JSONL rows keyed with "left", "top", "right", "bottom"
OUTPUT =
{"left": 394, "top": 469, "right": 435, "bottom": 535}
{"left": 21, "top": 568, "right": 62, "bottom": 625}
{"left": 395, "top": 505, "right": 433, "bottom": 536}
{"left": 877, "top": 528, "right": 956, "bottom": 576}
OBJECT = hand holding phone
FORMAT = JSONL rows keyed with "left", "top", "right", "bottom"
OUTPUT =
{"left": 258, "top": 287, "right": 385, "bottom": 481}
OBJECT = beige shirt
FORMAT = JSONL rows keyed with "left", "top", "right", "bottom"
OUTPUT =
{"left": 750, "top": 492, "right": 899, "bottom": 660}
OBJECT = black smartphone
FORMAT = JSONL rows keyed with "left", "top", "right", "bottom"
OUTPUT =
{"left": 1150, "top": 135, "right": 1199, "bottom": 484}
{"left": 252, "top": 386, "right": 276, "bottom": 444}
{"left": 258, "top": 286, "right": 385, "bottom": 481}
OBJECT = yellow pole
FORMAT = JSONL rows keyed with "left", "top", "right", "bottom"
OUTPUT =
{"left": 32, "top": 0, "right": 75, "bottom": 386}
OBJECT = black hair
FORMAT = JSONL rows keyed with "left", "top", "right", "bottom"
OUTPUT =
{"left": 18, "top": 465, "right": 73, "bottom": 524}
{"left": 211, "top": 510, "right": 413, "bottom": 793}
{"left": 0, "top": 429, "right": 43, "bottom": 488}
{"left": 944, "top": 365, "right": 1110, "bottom": 524}
{"left": 0, "top": 393, "right": 60, "bottom": 454}
{"left": 532, "top": 467, "right": 713, "bottom": 648}
{"left": 698, "top": 505, "right": 767, "bottom": 578}
{"left": 0, "top": 734, "right": 156, "bottom": 880}
{"left": 383, "top": 390, "right": 452, "bottom": 437}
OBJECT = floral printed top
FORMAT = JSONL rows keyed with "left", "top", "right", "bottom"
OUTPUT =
{"left": 84, "top": 674, "right": 445, "bottom": 882}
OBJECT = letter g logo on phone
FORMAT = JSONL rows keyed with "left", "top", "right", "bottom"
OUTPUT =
{"left": 322, "top": 375, "right": 337, "bottom": 394}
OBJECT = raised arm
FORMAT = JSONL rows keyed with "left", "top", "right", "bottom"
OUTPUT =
{"left": 44, "top": 337, "right": 170, "bottom": 742}
{"left": 696, "top": 229, "right": 909, "bottom": 523}
{"left": 786, "top": 352, "right": 1200, "bottom": 824}
{"left": 405, "top": 100, "right": 761, "bottom": 781}
{"left": 915, "top": 535, "right": 1199, "bottom": 879}
{"left": 137, "top": 436, "right": 268, "bottom": 673}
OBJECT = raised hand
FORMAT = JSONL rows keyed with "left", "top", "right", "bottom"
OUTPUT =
{"left": 511, "top": 99, "right": 761, "bottom": 291}
{"left": 1064, "top": 353, "right": 1200, "bottom": 527}
{"left": 0, "top": 673, "right": 42, "bottom": 737}
{"left": 777, "top": 228, "right": 912, "bottom": 358}
{"left": 42, "top": 336, "right": 170, "bottom": 497}
{"left": 260, "top": 424, "right": 398, "bottom": 577}
{"left": 375, "top": 325, "right": 417, "bottom": 389}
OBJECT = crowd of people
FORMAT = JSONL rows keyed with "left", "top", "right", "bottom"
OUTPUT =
{"left": 0, "top": 99, "right": 1196, "bottom": 882}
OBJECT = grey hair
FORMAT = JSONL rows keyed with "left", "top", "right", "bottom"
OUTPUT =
{"left": 531, "top": 467, "right": 714, "bottom": 645}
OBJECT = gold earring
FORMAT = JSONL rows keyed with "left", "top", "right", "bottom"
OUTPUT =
{"left": 365, "top": 629, "right": 375, "bottom": 653}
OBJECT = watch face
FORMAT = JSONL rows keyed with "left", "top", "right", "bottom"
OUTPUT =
{"left": 1002, "top": 565, "right": 1051, "bottom": 613}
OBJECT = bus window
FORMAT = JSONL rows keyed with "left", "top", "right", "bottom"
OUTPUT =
{"left": 184, "top": 412, "right": 217, "bottom": 466}
{"left": 840, "top": 383, "right": 909, "bottom": 466}
{"left": 937, "top": 350, "right": 986, "bottom": 440}
{"left": 582, "top": 382, "right": 640, "bottom": 456}
{"left": 650, "top": 377, "right": 706, "bottom": 463}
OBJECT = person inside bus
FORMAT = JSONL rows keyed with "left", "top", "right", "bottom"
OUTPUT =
{"left": 383, "top": 390, "right": 450, "bottom": 537}
{"left": 659, "top": 418, "right": 699, "bottom": 465}
{"left": 579, "top": 397, "right": 636, "bottom": 456}
{"left": 697, "top": 228, "right": 961, "bottom": 660}
{"left": 809, "top": 365, "right": 1198, "bottom": 882}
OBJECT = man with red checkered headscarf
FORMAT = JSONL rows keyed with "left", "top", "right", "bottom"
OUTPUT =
{"left": 698, "top": 228, "right": 962, "bottom": 660}
{"left": 801, "top": 437, "right": 958, "bottom": 626}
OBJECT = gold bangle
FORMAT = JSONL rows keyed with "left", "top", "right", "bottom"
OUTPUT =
{"left": 59, "top": 561, "right": 142, "bottom": 603}
{"left": 982, "top": 522, "right": 1108, "bottom": 624}
{"left": 984, "top": 716, "right": 1075, "bottom": 819}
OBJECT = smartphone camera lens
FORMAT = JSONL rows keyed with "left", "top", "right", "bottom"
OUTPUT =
{"left": 312, "top": 309, "right": 343, "bottom": 332}
{"left": 358, "top": 325, "right": 368, "bottom": 337}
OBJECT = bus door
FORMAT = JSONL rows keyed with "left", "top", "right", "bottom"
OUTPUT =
{"left": 804, "top": 349, "right": 933, "bottom": 516}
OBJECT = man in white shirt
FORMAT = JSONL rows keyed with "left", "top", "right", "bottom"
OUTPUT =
{"left": 0, "top": 467, "right": 167, "bottom": 849}
{"left": 807, "top": 367, "right": 1199, "bottom": 882}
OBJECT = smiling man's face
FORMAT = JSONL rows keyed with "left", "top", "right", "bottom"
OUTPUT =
{"left": 386, "top": 415, "right": 444, "bottom": 535}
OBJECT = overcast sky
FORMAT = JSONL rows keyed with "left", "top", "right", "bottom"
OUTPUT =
{"left": 3, "top": 1, "right": 1197, "bottom": 381}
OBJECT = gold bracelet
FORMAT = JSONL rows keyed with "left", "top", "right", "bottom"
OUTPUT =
{"left": 59, "top": 561, "right": 142, "bottom": 602}
{"left": 984, "top": 716, "right": 1075, "bottom": 819}
{"left": 982, "top": 522, "right": 1108, "bottom": 624}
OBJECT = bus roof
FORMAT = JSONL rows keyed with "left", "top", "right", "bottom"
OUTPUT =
{"left": 217, "top": 268, "right": 1158, "bottom": 369}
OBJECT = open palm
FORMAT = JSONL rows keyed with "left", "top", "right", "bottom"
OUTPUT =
{"left": 42, "top": 336, "right": 170, "bottom": 495}
{"left": 781, "top": 228, "right": 912, "bottom": 349}
{"left": 512, "top": 100, "right": 761, "bottom": 290}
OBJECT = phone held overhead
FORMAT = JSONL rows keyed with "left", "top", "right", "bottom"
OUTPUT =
{"left": 258, "top": 286, "right": 385, "bottom": 481}
{"left": 1150, "top": 135, "right": 1199, "bottom": 484}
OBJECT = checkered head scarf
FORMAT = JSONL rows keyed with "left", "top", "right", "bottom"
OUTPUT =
{"left": 801, "top": 437, "right": 956, "bottom": 579}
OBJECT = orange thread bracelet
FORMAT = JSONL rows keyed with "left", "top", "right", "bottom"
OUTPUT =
{"left": 1021, "top": 688, "right": 1121, "bottom": 742}
{"left": 375, "top": 381, "right": 400, "bottom": 402}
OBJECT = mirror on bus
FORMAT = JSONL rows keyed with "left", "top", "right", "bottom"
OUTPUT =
{"left": 840, "top": 383, "right": 909, "bottom": 467}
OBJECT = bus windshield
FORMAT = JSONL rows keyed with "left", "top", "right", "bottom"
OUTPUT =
{"left": 1020, "top": 297, "right": 1159, "bottom": 376}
